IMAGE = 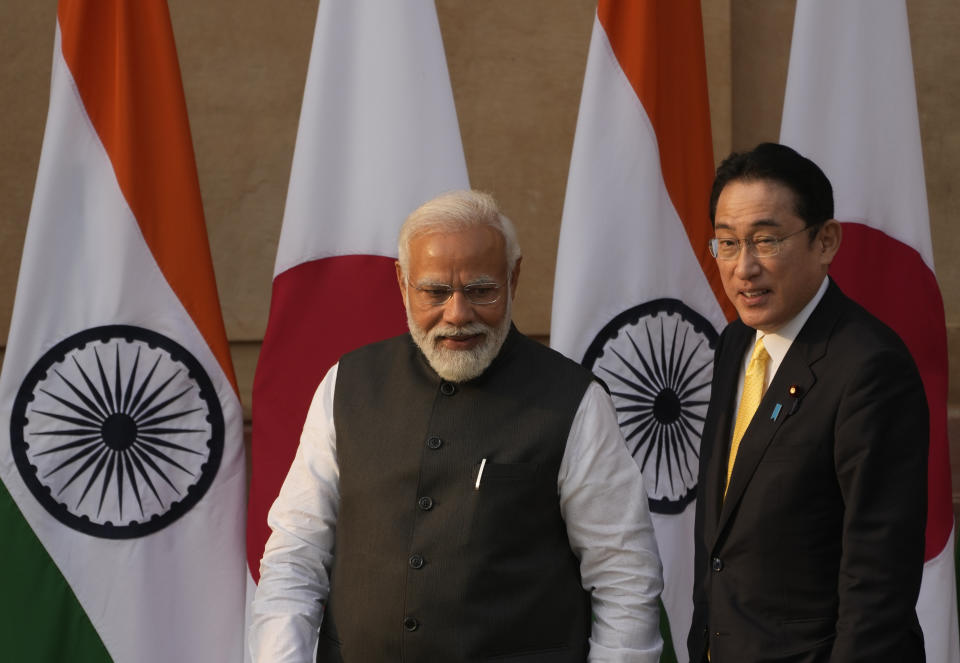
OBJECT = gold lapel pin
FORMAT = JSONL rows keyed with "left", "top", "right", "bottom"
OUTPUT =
{"left": 788, "top": 385, "right": 802, "bottom": 414}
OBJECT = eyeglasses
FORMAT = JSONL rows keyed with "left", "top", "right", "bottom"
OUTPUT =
{"left": 407, "top": 281, "right": 504, "bottom": 308}
{"left": 708, "top": 225, "right": 817, "bottom": 260}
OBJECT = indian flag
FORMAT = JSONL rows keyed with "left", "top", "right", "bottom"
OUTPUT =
{"left": 0, "top": 1, "right": 248, "bottom": 661}
{"left": 780, "top": 1, "right": 959, "bottom": 660}
{"left": 550, "top": 2, "right": 732, "bottom": 660}
{"left": 246, "top": 0, "right": 469, "bottom": 578}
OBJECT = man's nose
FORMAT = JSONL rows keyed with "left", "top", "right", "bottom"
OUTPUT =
{"left": 733, "top": 245, "right": 761, "bottom": 278}
{"left": 442, "top": 290, "right": 475, "bottom": 326}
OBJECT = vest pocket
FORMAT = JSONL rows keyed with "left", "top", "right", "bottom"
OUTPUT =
{"left": 478, "top": 461, "right": 540, "bottom": 482}
{"left": 468, "top": 461, "right": 553, "bottom": 545}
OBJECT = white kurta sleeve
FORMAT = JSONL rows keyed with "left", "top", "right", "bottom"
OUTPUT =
{"left": 249, "top": 364, "right": 341, "bottom": 663}
{"left": 558, "top": 381, "right": 664, "bottom": 662}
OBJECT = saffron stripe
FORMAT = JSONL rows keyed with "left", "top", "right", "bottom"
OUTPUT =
{"left": 597, "top": 0, "right": 735, "bottom": 322}
{"left": 56, "top": 0, "right": 237, "bottom": 391}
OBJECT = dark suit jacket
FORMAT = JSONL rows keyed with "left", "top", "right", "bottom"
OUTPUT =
{"left": 688, "top": 280, "right": 928, "bottom": 663}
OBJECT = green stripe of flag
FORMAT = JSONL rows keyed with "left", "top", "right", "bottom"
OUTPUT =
{"left": 659, "top": 597, "right": 679, "bottom": 663}
{"left": 0, "top": 480, "right": 111, "bottom": 662}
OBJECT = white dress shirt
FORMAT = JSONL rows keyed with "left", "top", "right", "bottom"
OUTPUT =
{"left": 250, "top": 365, "right": 664, "bottom": 662}
{"left": 732, "top": 276, "right": 830, "bottom": 409}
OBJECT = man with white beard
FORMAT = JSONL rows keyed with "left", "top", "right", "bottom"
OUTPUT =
{"left": 250, "top": 190, "right": 664, "bottom": 663}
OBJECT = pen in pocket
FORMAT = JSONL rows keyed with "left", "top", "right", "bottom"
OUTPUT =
{"left": 474, "top": 458, "right": 487, "bottom": 490}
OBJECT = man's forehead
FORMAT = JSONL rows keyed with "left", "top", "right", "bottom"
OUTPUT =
{"left": 715, "top": 179, "right": 800, "bottom": 227}
{"left": 722, "top": 177, "right": 798, "bottom": 206}
{"left": 410, "top": 224, "right": 503, "bottom": 244}
{"left": 409, "top": 227, "right": 505, "bottom": 260}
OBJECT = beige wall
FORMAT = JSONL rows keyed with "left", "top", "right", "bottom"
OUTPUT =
{"left": 2, "top": 1, "right": 959, "bottom": 496}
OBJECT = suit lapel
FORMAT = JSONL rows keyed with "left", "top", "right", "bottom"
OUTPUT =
{"left": 703, "top": 323, "right": 752, "bottom": 543}
{"left": 712, "top": 282, "right": 845, "bottom": 545}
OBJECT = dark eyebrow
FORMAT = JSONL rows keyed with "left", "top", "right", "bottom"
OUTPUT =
{"left": 749, "top": 219, "right": 782, "bottom": 230}
{"left": 715, "top": 219, "right": 782, "bottom": 232}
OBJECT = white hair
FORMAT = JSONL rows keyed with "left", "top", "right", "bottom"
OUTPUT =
{"left": 397, "top": 190, "right": 522, "bottom": 277}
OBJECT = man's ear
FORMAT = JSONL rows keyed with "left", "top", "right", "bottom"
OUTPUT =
{"left": 395, "top": 261, "right": 408, "bottom": 307}
{"left": 818, "top": 219, "right": 842, "bottom": 265}
{"left": 509, "top": 256, "right": 522, "bottom": 299}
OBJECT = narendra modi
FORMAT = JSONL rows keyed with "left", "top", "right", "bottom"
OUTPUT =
{"left": 250, "top": 189, "right": 665, "bottom": 663}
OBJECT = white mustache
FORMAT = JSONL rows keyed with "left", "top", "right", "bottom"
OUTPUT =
{"left": 429, "top": 323, "right": 489, "bottom": 341}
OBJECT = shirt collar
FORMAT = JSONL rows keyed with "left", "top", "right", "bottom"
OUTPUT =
{"left": 754, "top": 276, "right": 829, "bottom": 367}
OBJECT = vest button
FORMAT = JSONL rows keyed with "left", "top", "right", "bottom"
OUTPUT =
{"left": 417, "top": 496, "right": 434, "bottom": 511}
{"left": 426, "top": 436, "right": 443, "bottom": 450}
{"left": 403, "top": 617, "right": 419, "bottom": 632}
{"left": 711, "top": 557, "right": 723, "bottom": 572}
{"left": 439, "top": 382, "right": 456, "bottom": 396}
{"left": 409, "top": 553, "right": 425, "bottom": 569}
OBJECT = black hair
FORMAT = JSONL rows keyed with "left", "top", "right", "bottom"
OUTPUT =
{"left": 709, "top": 143, "right": 834, "bottom": 235}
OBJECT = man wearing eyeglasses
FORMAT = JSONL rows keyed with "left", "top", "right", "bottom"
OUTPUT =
{"left": 688, "top": 143, "right": 927, "bottom": 663}
{"left": 251, "top": 190, "right": 664, "bottom": 663}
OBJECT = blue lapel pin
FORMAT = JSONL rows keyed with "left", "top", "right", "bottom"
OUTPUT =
{"left": 771, "top": 403, "right": 782, "bottom": 421}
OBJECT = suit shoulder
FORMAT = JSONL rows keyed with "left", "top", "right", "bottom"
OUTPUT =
{"left": 813, "top": 291, "right": 923, "bottom": 390}
{"left": 830, "top": 294, "right": 914, "bottom": 360}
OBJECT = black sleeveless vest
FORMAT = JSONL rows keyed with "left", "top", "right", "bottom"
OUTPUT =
{"left": 319, "top": 327, "right": 593, "bottom": 662}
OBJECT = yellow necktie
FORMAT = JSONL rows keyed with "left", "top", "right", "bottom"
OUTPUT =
{"left": 725, "top": 337, "right": 770, "bottom": 497}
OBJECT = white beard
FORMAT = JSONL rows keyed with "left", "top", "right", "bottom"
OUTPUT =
{"left": 407, "top": 298, "right": 512, "bottom": 383}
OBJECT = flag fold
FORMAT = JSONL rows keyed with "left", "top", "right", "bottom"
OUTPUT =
{"left": 0, "top": 2, "right": 247, "bottom": 661}
{"left": 780, "top": 2, "right": 958, "bottom": 660}
{"left": 551, "top": 2, "right": 729, "bottom": 660}
{"left": 247, "top": 0, "right": 469, "bottom": 578}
